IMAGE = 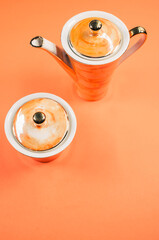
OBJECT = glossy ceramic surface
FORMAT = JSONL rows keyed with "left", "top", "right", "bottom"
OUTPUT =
{"left": 71, "top": 59, "right": 118, "bottom": 100}
{"left": 69, "top": 17, "right": 121, "bottom": 57}
{"left": 61, "top": 11, "right": 130, "bottom": 65}
{"left": 13, "top": 98, "right": 69, "bottom": 151}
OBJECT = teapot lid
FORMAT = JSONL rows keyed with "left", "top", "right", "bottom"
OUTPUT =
{"left": 12, "top": 98, "right": 69, "bottom": 151}
{"left": 69, "top": 17, "right": 121, "bottom": 58}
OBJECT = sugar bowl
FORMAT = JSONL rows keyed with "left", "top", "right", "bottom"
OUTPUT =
{"left": 5, "top": 93, "right": 77, "bottom": 162}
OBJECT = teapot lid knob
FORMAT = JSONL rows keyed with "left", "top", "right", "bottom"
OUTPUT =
{"left": 89, "top": 19, "right": 102, "bottom": 31}
{"left": 33, "top": 112, "right": 46, "bottom": 124}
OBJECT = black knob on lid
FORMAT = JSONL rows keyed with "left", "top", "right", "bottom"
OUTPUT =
{"left": 89, "top": 20, "right": 102, "bottom": 31}
{"left": 33, "top": 112, "right": 46, "bottom": 124}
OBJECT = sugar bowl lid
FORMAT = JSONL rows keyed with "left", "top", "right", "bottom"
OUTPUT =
{"left": 69, "top": 17, "right": 121, "bottom": 58}
{"left": 12, "top": 98, "right": 69, "bottom": 151}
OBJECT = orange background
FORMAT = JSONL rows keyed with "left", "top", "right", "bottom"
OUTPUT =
{"left": 0, "top": 0, "right": 159, "bottom": 239}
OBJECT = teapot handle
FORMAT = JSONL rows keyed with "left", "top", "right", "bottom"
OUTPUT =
{"left": 118, "top": 26, "right": 147, "bottom": 65}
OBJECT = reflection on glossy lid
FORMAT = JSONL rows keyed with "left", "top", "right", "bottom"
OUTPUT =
{"left": 13, "top": 98, "right": 69, "bottom": 151}
{"left": 69, "top": 17, "right": 121, "bottom": 58}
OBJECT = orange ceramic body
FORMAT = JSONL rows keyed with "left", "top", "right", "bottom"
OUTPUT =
{"left": 70, "top": 58, "right": 118, "bottom": 101}
{"left": 41, "top": 47, "right": 118, "bottom": 101}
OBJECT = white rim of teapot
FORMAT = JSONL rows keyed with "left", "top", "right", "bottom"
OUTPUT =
{"left": 4, "top": 93, "right": 77, "bottom": 159}
{"left": 61, "top": 11, "right": 130, "bottom": 65}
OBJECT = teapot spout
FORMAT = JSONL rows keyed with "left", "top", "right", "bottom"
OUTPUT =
{"left": 30, "top": 36, "right": 75, "bottom": 79}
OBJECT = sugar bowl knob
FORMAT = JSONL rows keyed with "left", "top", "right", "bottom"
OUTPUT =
{"left": 33, "top": 112, "right": 46, "bottom": 124}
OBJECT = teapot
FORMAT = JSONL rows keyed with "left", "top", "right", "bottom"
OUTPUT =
{"left": 30, "top": 11, "right": 147, "bottom": 101}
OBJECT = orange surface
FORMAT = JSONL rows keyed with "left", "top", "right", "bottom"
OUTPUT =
{"left": 0, "top": 0, "right": 159, "bottom": 239}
